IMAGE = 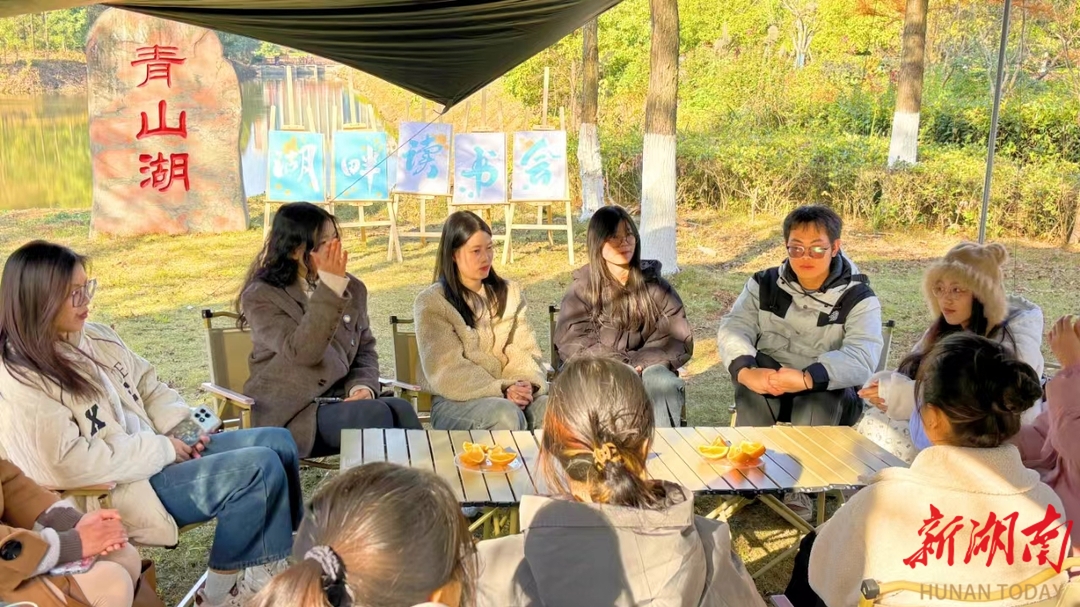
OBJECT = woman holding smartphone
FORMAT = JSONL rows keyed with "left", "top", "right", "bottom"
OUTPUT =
{"left": 0, "top": 241, "right": 302, "bottom": 607}
{"left": 239, "top": 202, "right": 421, "bottom": 460}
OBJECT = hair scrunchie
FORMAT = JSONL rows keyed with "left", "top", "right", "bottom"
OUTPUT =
{"left": 304, "top": 545, "right": 352, "bottom": 607}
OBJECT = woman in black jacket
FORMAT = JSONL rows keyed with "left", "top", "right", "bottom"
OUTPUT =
{"left": 553, "top": 206, "right": 694, "bottom": 427}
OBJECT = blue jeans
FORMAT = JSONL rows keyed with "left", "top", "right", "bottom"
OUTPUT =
{"left": 149, "top": 427, "right": 301, "bottom": 570}
{"left": 430, "top": 395, "right": 549, "bottom": 430}
{"left": 642, "top": 364, "right": 685, "bottom": 427}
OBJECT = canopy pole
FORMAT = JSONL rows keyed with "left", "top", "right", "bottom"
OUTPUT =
{"left": 978, "top": 0, "right": 1012, "bottom": 244}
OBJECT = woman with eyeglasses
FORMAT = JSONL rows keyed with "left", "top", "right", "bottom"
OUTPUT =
{"left": 857, "top": 241, "right": 1045, "bottom": 462}
{"left": 553, "top": 205, "right": 693, "bottom": 427}
{"left": 238, "top": 202, "right": 421, "bottom": 460}
{"left": 0, "top": 241, "right": 302, "bottom": 606}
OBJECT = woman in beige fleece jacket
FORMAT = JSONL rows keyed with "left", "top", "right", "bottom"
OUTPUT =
{"left": 786, "top": 333, "right": 1070, "bottom": 607}
{"left": 414, "top": 211, "right": 547, "bottom": 431}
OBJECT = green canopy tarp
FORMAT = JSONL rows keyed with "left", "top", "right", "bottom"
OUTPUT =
{"left": 1, "top": 0, "right": 622, "bottom": 109}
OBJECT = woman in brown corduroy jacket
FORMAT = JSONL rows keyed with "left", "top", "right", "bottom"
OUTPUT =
{"left": 0, "top": 458, "right": 140, "bottom": 607}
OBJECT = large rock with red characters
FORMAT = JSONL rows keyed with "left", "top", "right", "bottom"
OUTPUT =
{"left": 86, "top": 9, "right": 247, "bottom": 236}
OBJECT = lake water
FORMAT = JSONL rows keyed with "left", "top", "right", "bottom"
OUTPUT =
{"left": 0, "top": 77, "right": 349, "bottom": 210}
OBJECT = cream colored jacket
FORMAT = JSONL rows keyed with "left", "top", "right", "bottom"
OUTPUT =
{"left": 0, "top": 323, "right": 191, "bottom": 547}
{"left": 413, "top": 281, "right": 547, "bottom": 401}
{"left": 809, "top": 445, "right": 1071, "bottom": 607}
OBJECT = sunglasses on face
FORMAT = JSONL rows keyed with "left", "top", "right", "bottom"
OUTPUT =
{"left": 786, "top": 245, "right": 831, "bottom": 259}
{"left": 70, "top": 279, "right": 97, "bottom": 307}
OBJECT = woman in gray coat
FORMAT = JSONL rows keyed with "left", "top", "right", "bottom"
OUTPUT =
{"left": 238, "top": 202, "right": 421, "bottom": 459}
{"left": 476, "top": 356, "right": 763, "bottom": 607}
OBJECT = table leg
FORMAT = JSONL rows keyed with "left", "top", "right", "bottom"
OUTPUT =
{"left": 757, "top": 494, "right": 816, "bottom": 535}
{"left": 705, "top": 496, "right": 751, "bottom": 521}
{"left": 751, "top": 543, "right": 802, "bottom": 580}
{"left": 816, "top": 492, "right": 826, "bottom": 527}
{"left": 468, "top": 507, "right": 498, "bottom": 535}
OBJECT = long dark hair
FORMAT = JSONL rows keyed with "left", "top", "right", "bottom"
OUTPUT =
{"left": 434, "top": 211, "right": 507, "bottom": 329}
{"left": 0, "top": 241, "right": 100, "bottom": 398}
{"left": 237, "top": 202, "right": 340, "bottom": 323}
{"left": 898, "top": 298, "right": 1017, "bottom": 379}
{"left": 541, "top": 356, "right": 684, "bottom": 510}
{"left": 249, "top": 462, "right": 476, "bottom": 607}
{"left": 915, "top": 333, "right": 1042, "bottom": 448}
{"left": 585, "top": 206, "right": 660, "bottom": 332}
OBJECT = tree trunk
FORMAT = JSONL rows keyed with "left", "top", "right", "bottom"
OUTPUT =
{"left": 640, "top": 0, "right": 680, "bottom": 275}
{"left": 578, "top": 18, "right": 605, "bottom": 222}
{"left": 887, "top": 0, "right": 930, "bottom": 168}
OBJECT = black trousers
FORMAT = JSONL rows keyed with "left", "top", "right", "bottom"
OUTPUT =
{"left": 733, "top": 352, "right": 862, "bottom": 427}
{"left": 310, "top": 397, "right": 423, "bottom": 457}
{"left": 785, "top": 531, "right": 828, "bottom": 607}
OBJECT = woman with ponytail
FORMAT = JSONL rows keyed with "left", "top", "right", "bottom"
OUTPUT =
{"left": 476, "top": 356, "right": 763, "bottom": 607}
{"left": 786, "top": 333, "right": 1069, "bottom": 607}
{"left": 249, "top": 462, "right": 476, "bottom": 607}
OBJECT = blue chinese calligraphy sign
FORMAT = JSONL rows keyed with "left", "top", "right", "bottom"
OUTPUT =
{"left": 332, "top": 131, "right": 391, "bottom": 201}
{"left": 396, "top": 121, "right": 451, "bottom": 196}
{"left": 267, "top": 130, "right": 326, "bottom": 202}
{"left": 511, "top": 130, "right": 568, "bottom": 201}
{"left": 452, "top": 132, "right": 507, "bottom": 204}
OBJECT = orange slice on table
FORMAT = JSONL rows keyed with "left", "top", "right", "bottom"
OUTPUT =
{"left": 726, "top": 445, "right": 756, "bottom": 465}
{"left": 698, "top": 444, "right": 730, "bottom": 459}
{"left": 697, "top": 437, "right": 730, "bottom": 459}
{"left": 462, "top": 442, "right": 491, "bottom": 454}
{"left": 487, "top": 447, "right": 518, "bottom": 468}
{"left": 459, "top": 449, "right": 486, "bottom": 466}
{"left": 742, "top": 441, "right": 766, "bottom": 460}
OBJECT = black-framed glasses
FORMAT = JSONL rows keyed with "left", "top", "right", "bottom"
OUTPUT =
{"left": 71, "top": 279, "right": 97, "bottom": 307}
{"left": 787, "top": 245, "right": 830, "bottom": 259}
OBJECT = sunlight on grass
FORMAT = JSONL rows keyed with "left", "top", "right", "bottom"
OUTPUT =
{"left": 0, "top": 205, "right": 1077, "bottom": 602}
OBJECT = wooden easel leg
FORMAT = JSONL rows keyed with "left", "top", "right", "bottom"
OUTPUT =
{"left": 502, "top": 204, "right": 514, "bottom": 265}
{"left": 544, "top": 204, "right": 554, "bottom": 246}
{"left": 547, "top": 204, "right": 555, "bottom": 245}
{"left": 263, "top": 201, "right": 272, "bottom": 238}
{"left": 359, "top": 204, "right": 368, "bottom": 246}
{"left": 387, "top": 197, "right": 401, "bottom": 263}
{"left": 420, "top": 196, "right": 428, "bottom": 247}
{"left": 565, "top": 200, "right": 575, "bottom": 266}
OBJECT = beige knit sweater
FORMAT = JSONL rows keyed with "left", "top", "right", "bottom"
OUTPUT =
{"left": 809, "top": 445, "right": 1071, "bottom": 607}
{"left": 413, "top": 280, "right": 547, "bottom": 402}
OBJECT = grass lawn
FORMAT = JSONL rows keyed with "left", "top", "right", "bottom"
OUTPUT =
{"left": 1, "top": 199, "right": 1077, "bottom": 603}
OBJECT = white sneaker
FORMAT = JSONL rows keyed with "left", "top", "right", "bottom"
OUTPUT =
{"left": 784, "top": 492, "right": 816, "bottom": 523}
{"left": 241, "top": 559, "right": 290, "bottom": 593}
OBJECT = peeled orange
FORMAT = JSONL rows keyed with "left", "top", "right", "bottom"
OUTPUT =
{"left": 488, "top": 447, "right": 518, "bottom": 468}
{"left": 697, "top": 437, "right": 730, "bottom": 459}
{"left": 697, "top": 444, "right": 730, "bottom": 459}
{"left": 459, "top": 449, "right": 486, "bottom": 466}
{"left": 743, "top": 441, "right": 766, "bottom": 460}
{"left": 727, "top": 446, "right": 755, "bottom": 465}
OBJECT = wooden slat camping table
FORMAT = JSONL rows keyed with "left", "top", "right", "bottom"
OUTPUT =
{"left": 340, "top": 425, "right": 906, "bottom": 573}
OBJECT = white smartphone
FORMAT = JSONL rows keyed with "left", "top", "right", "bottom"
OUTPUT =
{"left": 168, "top": 407, "right": 223, "bottom": 446}
{"left": 49, "top": 556, "right": 96, "bottom": 576}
